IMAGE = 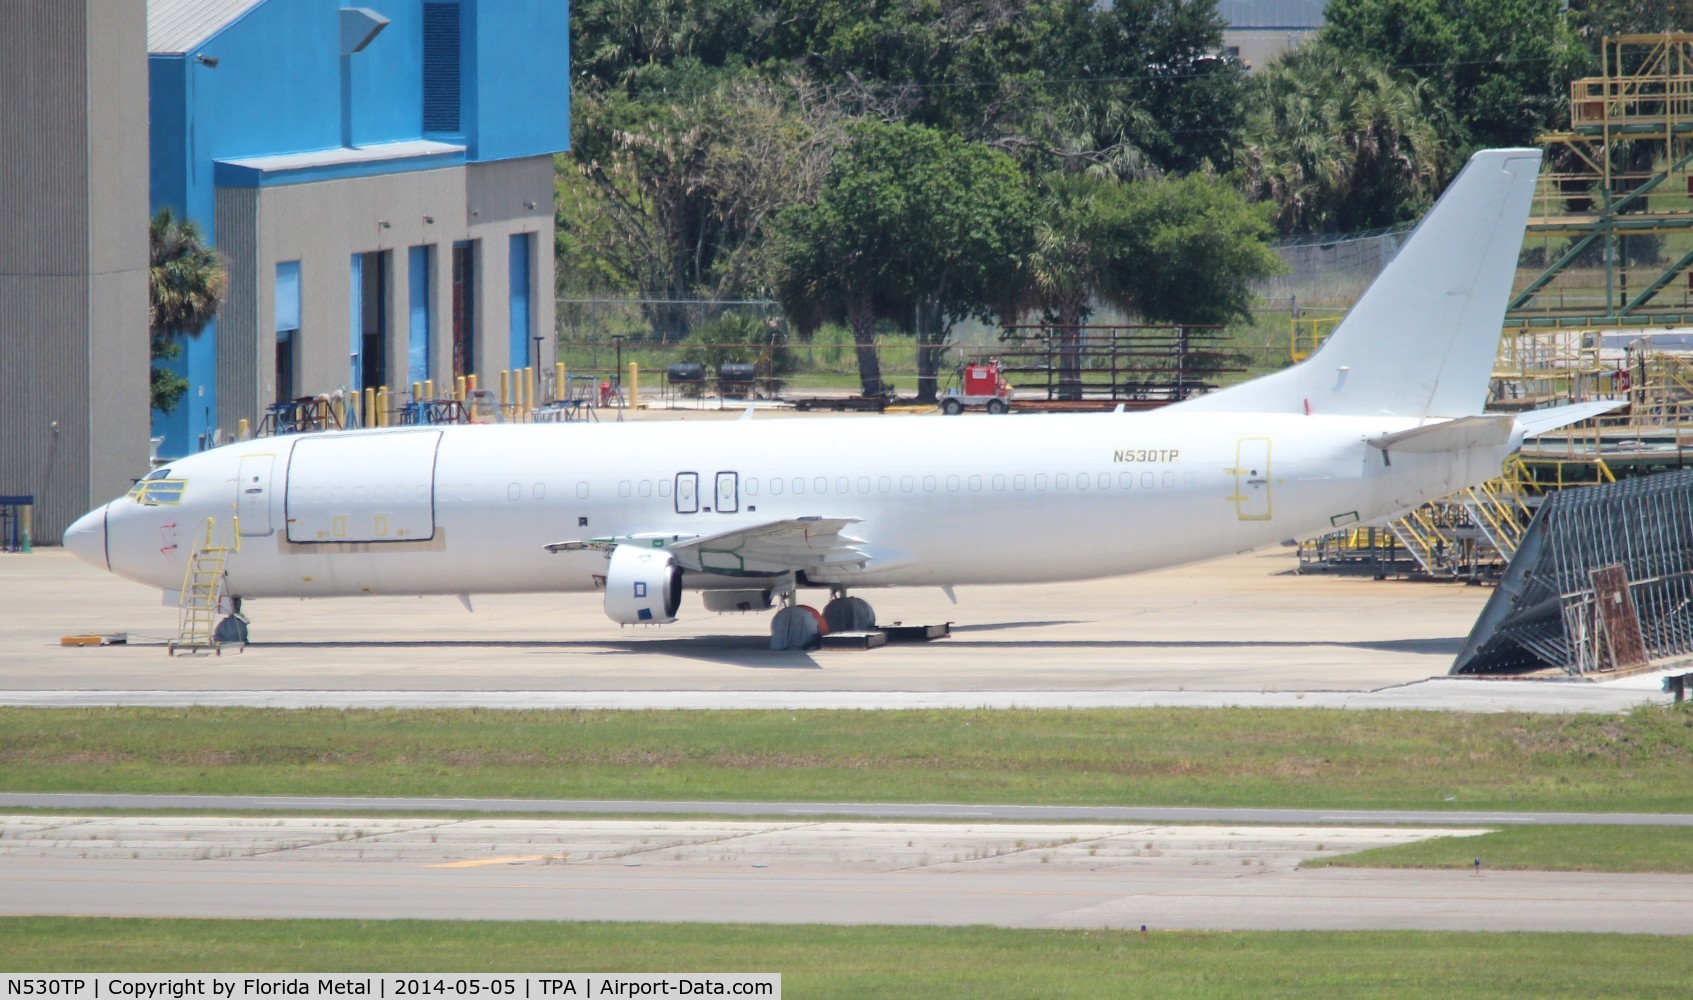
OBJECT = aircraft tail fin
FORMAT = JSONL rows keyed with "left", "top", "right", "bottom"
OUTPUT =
{"left": 1176, "top": 148, "right": 1543, "bottom": 420}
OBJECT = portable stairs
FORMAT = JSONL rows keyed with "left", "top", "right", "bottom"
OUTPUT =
{"left": 169, "top": 517, "right": 242, "bottom": 656}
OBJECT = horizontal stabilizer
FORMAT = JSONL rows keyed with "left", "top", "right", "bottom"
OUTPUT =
{"left": 1514, "top": 400, "right": 1625, "bottom": 438}
{"left": 1366, "top": 415, "right": 1515, "bottom": 454}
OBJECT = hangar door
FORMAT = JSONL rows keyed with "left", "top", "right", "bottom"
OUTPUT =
{"left": 285, "top": 430, "right": 442, "bottom": 543}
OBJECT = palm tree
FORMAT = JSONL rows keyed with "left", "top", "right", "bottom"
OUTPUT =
{"left": 149, "top": 207, "right": 226, "bottom": 413}
{"left": 1018, "top": 173, "right": 1139, "bottom": 400}
{"left": 1236, "top": 42, "right": 1450, "bottom": 234}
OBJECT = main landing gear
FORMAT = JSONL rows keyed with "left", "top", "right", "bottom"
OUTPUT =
{"left": 768, "top": 588, "right": 878, "bottom": 651}
{"left": 214, "top": 597, "right": 249, "bottom": 648}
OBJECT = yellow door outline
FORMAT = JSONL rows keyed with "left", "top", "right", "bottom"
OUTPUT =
{"left": 1227, "top": 437, "right": 1273, "bottom": 521}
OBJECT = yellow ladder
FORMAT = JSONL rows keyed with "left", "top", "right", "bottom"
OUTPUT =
{"left": 168, "top": 518, "right": 240, "bottom": 656}
{"left": 1462, "top": 476, "right": 1533, "bottom": 561}
{"left": 1387, "top": 506, "right": 1454, "bottom": 575}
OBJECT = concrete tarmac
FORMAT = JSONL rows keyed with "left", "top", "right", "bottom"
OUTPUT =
{"left": 2, "top": 815, "right": 1689, "bottom": 933}
{"left": 0, "top": 548, "right": 1675, "bottom": 710}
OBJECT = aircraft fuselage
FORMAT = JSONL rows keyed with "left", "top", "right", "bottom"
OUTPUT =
{"left": 73, "top": 409, "right": 1514, "bottom": 602}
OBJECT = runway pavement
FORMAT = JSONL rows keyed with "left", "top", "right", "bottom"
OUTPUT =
{"left": 2, "top": 815, "right": 1689, "bottom": 933}
{"left": 0, "top": 548, "right": 1678, "bottom": 710}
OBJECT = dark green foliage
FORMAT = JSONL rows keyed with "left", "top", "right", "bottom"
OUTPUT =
{"left": 1322, "top": 0, "right": 1588, "bottom": 153}
{"left": 770, "top": 121, "right": 1031, "bottom": 398}
{"left": 676, "top": 312, "right": 799, "bottom": 378}
{"left": 1113, "top": 174, "right": 1284, "bottom": 325}
{"left": 1237, "top": 42, "right": 1452, "bottom": 234}
{"left": 148, "top": 208, "right": 225, "bottom": 414}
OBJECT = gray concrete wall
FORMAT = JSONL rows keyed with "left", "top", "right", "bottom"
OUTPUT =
{"left": 212, "top": 158, "right": 555, "bottom": 437}
{"left": 467, "top": 156, "right": 556, "bottom": 382}
{"left": 0, "top": 0, "right": 149, "bottom": 544}
{"left": 215, "top": 167, "right": 469, "bottom": 433}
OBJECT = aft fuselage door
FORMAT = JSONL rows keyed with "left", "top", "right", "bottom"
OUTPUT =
{"left": 715, "top": 471, "right": 738, "bottom": 513}
{"left": 1230, "top": 437, "right": 1272, "bottom": 521}
{"left": 236, "top": 453, "right": 276, "bottom": 536}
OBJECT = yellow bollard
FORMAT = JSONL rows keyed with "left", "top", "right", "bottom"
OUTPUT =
{"left": 499, "top": 370, "right": 510, "bottom": 418}
{"left": 412, "top": 381, "right": 423, "bottom": 404}
{"left": 424, "top": 378, "right": 435, "bottom": 401}
{"left": 467, "top": 373, "right": 478, "bottom": 394}
{"left": 555, "top": 362, "right": 566, "bottom": 404}
{"left": 363, "top": 387, "right": 375, "bottom": 428}
{"left": 455, "top": 375, "right": 466, "bottom": 401}
{"left": 237, "top": 418, "right": 250, "bottom": 441}
{"left": 518, "top": 367, "right": 530, "bottom": 417}
{"left": 378, "top": 387, "right": 390, "bottom": 428}
{"left": 332, "top": 395, "right": 344, "bottom": 428}
{"left": 628, "top": 362, "right": 639, "bottom": 409}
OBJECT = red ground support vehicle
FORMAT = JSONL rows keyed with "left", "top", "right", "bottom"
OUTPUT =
{"left": 939, "top": 359, "right": 1013, "bottom": 414}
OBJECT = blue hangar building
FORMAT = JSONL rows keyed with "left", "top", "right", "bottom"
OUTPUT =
{"left": 149, "top": 0, "right": 569, "bottom": 458}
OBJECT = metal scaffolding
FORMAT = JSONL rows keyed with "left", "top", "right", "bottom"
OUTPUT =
{"left": 1451, "top": 468, "right": 1693, "bottom": 675}
{"left": 996, "top": 324, "right": 1235, "bottom": 408}
{"left": 1515, "top": 34, "right": 1693, "bottom": 329}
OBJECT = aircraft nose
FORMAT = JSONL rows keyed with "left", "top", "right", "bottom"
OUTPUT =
{"left": 63, "top": 504, "right": 109, "bottom": 571}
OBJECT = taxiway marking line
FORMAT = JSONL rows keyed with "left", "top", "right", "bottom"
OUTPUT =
{"left": 427, "top": 855, "right": 552, "bottom": 868}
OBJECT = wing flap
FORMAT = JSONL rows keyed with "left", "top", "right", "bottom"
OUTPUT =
{"left": 545, "top": 516, "right": 870, "bottom": 577}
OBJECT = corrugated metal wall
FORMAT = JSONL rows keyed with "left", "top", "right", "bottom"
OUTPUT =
{"left": 217, "top": 187, "right": 262, "bottom": 436}
{"left": 0, "top": 0, "right": 149, "bottom": 544}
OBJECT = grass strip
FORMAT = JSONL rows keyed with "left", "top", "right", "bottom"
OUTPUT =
{"left": 1307, "top": 824, "right": 1693, "bottom": 873}
{"left": 3, "top": 705, "right": 1693, "bottom": 812}
{"left": 1, "top": 919, "right": 1690, "bottom": 998}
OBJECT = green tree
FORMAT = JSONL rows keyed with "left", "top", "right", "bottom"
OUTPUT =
{"left": 1020, "top": 174, "right": 1118, "bottom": 398}
{"left": 1236, "top": 42, "right": 1452, "bottom": 234}
{"left": 677, "top": 311, "right": 799, "bottom": 381}
{"left": 1095, "top": 0, "right": 1244, "bottom": 174}
{"left": 1322, "top": 0, "right": 1587, "bottom": 152}
{"left": 1018, "top": 172, "right": 1282, "bottom": 396}
{"left": 1567, "top": 1, "right": 1693, "bottom": 42}
{"left": 1114, "top": 173, "right": 1284, "bottom": 326}
{"left": 570, "top": 0, "right": 763, "bottom": 90}
{"left": 560, "top": 69, "right": 846, "bottom": 337}
{"left": 770, "top": 121, "right": 1032, "bottom": 399}
{"left": 148, "top": 208, "right": 225, "bottom": 414}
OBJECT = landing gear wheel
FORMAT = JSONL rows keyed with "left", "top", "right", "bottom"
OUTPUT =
{"left": 941, "top": 398, "right": 964, "bottom": 415}
{"left": 213, "top": 615, "right": 249, "bottom": 647}
{"left": 770, "top": 605, "right": 826, "bottom": 651}
{"left": 985, "top": 398, "right": 1008, "bottom": 415}
{"left": 823, "top": 596, "right": 876, "bottom": 633}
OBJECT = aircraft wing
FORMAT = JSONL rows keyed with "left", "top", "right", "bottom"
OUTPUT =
{"left": 545, "top": 516, "right": 869, "bottom": 577}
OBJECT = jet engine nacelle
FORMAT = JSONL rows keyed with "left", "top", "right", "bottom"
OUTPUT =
{"left": 604, "top": 544, "right": 682, "bottom": 624}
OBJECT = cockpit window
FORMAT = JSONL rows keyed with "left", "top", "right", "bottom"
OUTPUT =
{"left": 126, "top": 468, "right": 176, "bottom": 500}
{"left": 129, "top": 476, "right": 186, "bottom": 505}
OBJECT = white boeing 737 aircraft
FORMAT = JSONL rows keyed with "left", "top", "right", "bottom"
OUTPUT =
{"left": 64, "top": 148, "right": 1613, "bottom": 648}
